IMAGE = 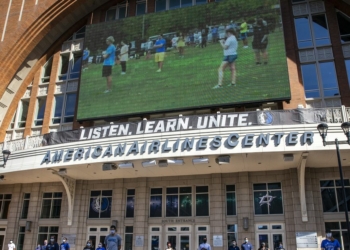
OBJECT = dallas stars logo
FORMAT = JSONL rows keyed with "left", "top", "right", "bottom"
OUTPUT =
{"left": 259, "top": 192, "right": 276, "bottom": 206}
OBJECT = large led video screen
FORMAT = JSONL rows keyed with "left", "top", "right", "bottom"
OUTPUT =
{"left": 77, "top": 0, "right": 290, "bottom": 120}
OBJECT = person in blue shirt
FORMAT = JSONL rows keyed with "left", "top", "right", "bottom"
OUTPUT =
{"left": 102, "top": 36, "right": 116, "bottom": 93}
{"left": 228, "top": 240, "right": 239, "bottom": 250}
{"left": 60, "top": 238, "right": 70, "bottom": 250}
{"left": 241, "top": 237, "right": 253, "bottom": 250}
{"left": 47, "top": 236, "right": 59, "bottom": 250}
{"left": 211, "top": 26, "right": 218, "bottom": 43}
{"left": 82, "top": 48, "right": 90, "bottom": 72}
{"left": 153, "top": 35, "right": 166, "bottom": 73}
{"left": 321, "top": 232, "right": 341, "bottom": 250}
{"left": 96, "top": 242, "right": 105, "bottom": 250}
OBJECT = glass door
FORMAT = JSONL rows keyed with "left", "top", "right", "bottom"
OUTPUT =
{"left": 255, "top": 223, "right": 285, "bottom": 249}
{"left": 167, "top": 235, "right": 177, "bottom": 250}
{"left": 87, "top": 226, "right": 109, "bottom": 248}
{"left": 180, "top": 235, "right": 190, "bottom": 250}
{"left": 0, "top": 235, "right": 4, "bottom": 250}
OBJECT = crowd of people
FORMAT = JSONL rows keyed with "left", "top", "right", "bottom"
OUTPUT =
{"left": 4, "top": 226, "right": 343, "bottom": 250}
{"left": 82, "top": 17, "right": 271, "bottom": 94}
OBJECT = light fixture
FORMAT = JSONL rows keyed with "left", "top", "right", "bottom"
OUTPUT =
{"left": 243, "top": 217, "right": 249, "bottom": 230}
{"left": 58, "top": 168, "right": 67, "bottom": 176}
{"left": 25, "top": 221, "right": 32, "bottom": 232}
{"left": 102, "top": 163, "right": 117, "bottom": 171}
{"left": 341, "top": 122, "right": 350, "bottom": 145}
{"left": 283, "top": 154, "right": 294, "bottom": 162}
{"left": 215, "top": 155, "right": 230, "bottom": 165}
{"left": 158, "top": 160, "right": 168, "bottom": 167}
{"left": 118, "top": 162, "right": 134, "bottom": 168}
{"left": 0, "top": 150, "right": 11, "bottom": 168}
{"left": 142, "top": 160, "right": 157, "bottom": 167}
{"left": 192, "top": 157, "right": 209, "bottom": 165}
{"left": 167, "top": 159, "right": 185, "bottom": 165}
{"left": 317, "top": 123, "right": 328, "bottom": 146}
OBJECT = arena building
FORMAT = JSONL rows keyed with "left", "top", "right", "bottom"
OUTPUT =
{"left": 0, "top": 0, "right": 350, "bottom": 250}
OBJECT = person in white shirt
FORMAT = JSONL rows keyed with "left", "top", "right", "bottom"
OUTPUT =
{"left": 8, "top": 240, "right": 16, "bottom": 250}
{"left": 212, "top": 28, "right": 238, "bottom": 89}
{"left": 198, "top": 237, "right": 211, "bottom": 250}
{"left": 119, "top": 41, "right": 129, "bottom": 75}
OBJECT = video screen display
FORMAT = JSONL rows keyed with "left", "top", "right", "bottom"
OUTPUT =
{"left": 77, "top": 0, "right": 290, "bottom": 120}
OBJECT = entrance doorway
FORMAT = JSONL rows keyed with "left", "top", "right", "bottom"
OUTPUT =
{"left": 0, "top": 227, "right": 6, "bottom": 250}
{"left": 87, "top": 226, "right": 109, "bottom": 248}
{"left": 255, "top": 223, "right": 285, "bottom": 250}
{"left": 149, "top": 225, "right": 209, "bottom": 250}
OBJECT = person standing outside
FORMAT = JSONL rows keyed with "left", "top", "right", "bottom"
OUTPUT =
{"left": 201, "top": 27, "right": 207, "bottom": 48}
{"left": 104, "top": 225, "right": 122, "bottom": 250}
{"left": 41, "top": 240, "right": 48, "bottom": 250}
{"left": 177, "top": 33, "right": 185, "bottom": 57}
{"left": 321, "top": 232, "right": 340, "bottom": 250}
{"left": 60, "top": 237, "right": 70, "bottom": 250}
{"left": 276, "top": 242, "right": 285, "bottom": 250}
{"left": 240, "top": 18, "right": 249, "bottom": 48}
{"left": 211, "top": 26, "right": 218, "bottom": 43}
{"left": 257, "top": 242, "right": 269, "bottom": 250}
{"left": 153, "top": 35, "right": 166, "bottom": 73}
{"left": 165, "top": 242, "right": 173, "bottom": 250}
{"left": 96, "top": 242, "right": 105, "bottom": 250}
{"left": 83, "top": 241, "right": 94, "bottom": 250}
{"left": 102, "top": 36, "right": 116, "bottom": 93}
{"left": 241, "top": 237, "right": 253, "bottom": 250}
{"left": 47, "top": 236, "right": 59, "bottom": 250}
{"left": 212, "top": 28, "right": 238, "bottom": 89}
{"left": 228, "top": 240, "right": 239, "bottom": 250}
{"left": 198, "top": 237, "right": 211, "bottom": 250}
{"left": 8, "top": 240, "right": 15, "bottom": 250}
{"left": 119, "top": 41, "right": 129, "bottom": 75}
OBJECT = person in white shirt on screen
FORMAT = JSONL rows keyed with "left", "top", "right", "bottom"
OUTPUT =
{"left": 8, "top": 240, "right": 16, "bottom": 250}
{"left": 119, "top": 41, "right": 129, "bottom": 75}
{"left": 212, "top": 28, "right": 238, "bottom": 89}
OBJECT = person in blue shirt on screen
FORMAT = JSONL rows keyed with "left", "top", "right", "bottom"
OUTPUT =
{"left": 321, "top": 232, "right": 341, "bottom": 250}
{"left": 82, "top": 47, "right": 90, "bottom": 72}
{"left": 153, "top": 34, "right": 166, "bottom": 73}
{"left": 102, "top": 36, "right": 116, "bottom": 93}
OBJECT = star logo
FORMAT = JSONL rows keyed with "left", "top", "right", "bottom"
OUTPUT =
{"left": 259, "top": 193, "right": 276, "bottom": 206}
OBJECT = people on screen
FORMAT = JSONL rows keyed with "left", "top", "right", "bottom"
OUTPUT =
{"left": 153, "top": 34, "right": 166, "bottom": 73}
{"left": 212, "top": 28, "right": 238, "bottom": 89}
{"left": 240, "top": 18, "right": 249, "bottom": 48}
{"left": 82, "top": 47, "right": 90, "bottom": 71}
{"left": 177, "top": 33, "right": 185, "bottom": 57}
{"left": 252, "top": 18, "right": 269, "bottom": 65}
{"left": 119, "top": 41, "right": 129, "bottom": 75}
{"left": 102, "top": 36, "right": 116, "bottom": 94}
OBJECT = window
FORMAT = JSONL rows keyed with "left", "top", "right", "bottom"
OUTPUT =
{"left": 166, "top": 187, "right": 192, "bottom": 217}
{"left": 325, "top": 222, "right": 349, "bottom": 250}
{"left": 64, "top": 93, "right": 76, "bottom": 123}
{"left": 52, "top": 93, "right": 76, "bottom": 124}
{"left": 253, "top": 183, "right": 283, "bottom": 215}
{"left": 136, "top": 2, "right": 146, "bottom": 15}
{"left": 301, "top": 62, "right": 339, "bottom": 98}
{"left": 196, "top": 186, "right": 209, "bottom": 216}
{"left": 196, "top": 0, "right": 206, "bottom": 5}
{"left": 294, "top": 14, "right": 330, "bottom": 48}
{"left": 89, "top": 190, "right": 112, "bottom": 218}
{"left": 59, "top": 54, "right": 69, "bottom": 81}
{"left": 52, "top": 95, "right": 64, "bottom": 124}
{"left": 150, "top": 188, "right": 162, "bottom": 217}
{"left": 41, "top": 58, "right": 53, "bottom": 83}
{"left": 126, "top": 189, "right": 135, "bottom": 218}
{"left": 156, "top": 0, "right": 166, "bottom": 12}
{"left": 37, "top": 227, "right": 59, "bottom": 245}
{"left": 106, "top": 8, "right": 117, "bottom": 21}
{"left": 125, "top": 226, "right": 133, "bottom": 250}
{"left": 35, "top": 98, "right": 46, "bottom": 126}
{"left": 320, "top": 180, "right": 350, "bottom": 212}
{"left": 18, "top": 227, "right": 25, "bottom": 250}
{"left": 0, "top": 194, "right": 11, "bottom": 219}
{"left": 227, "top": 225, "right": 237, "bottom": 248}
{"left": 40, "top": 192, "right": 62, "bottom": 219}
{"left": 226, "top": 185, "right": 236, "bottom": 215}
{"left": 18, "top": 100, "right": 29, "bottom": 128}
{"left": 336, "top": 11, "right": 350, "bottom": 43}
{"left": 118, "top": 5, "right": 128, "bottom": 19}
{"left": 69, "top": 54, "right": 82, "bottom": 79}
{"left": 346, "top": 60, "right": 350, "bottom": 87}
{"left": 21, "top": 193, "right": 30, "bottom": 219}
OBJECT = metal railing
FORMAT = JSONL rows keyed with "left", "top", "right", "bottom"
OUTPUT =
{"left": 1, "top": 106, "right": 349, "bottom": 153}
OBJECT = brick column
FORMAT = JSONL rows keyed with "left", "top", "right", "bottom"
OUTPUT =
{"left": 42, "top": 51, "right": 61, "bottom": 134}
{"left": 134, "top": 178, "right": 148, "bottom": 250}
{"left": 236, "top": 172, "right": 254, "bottom": 245}
{"left": 209, "top": 174, "right": 225, "bottom": 250}
{"left": 23, "top": 71, "right": 40, "bottom": 137}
